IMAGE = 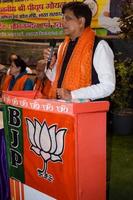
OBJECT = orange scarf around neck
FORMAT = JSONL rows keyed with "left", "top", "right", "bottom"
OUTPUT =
{"left": 2, "top": 74, "right": 29, "bottom": 91}
{"left": 48, "top": 27, "right": 95, "bottom": 99}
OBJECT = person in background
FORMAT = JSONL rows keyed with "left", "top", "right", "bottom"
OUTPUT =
{"left": 33, "top": 59, "right": 47, "bottom": 93}
{"left": 33, "top": 52, "right": 57, "bottom": 98}
{"left": 7, "top": 53, "right": 32, "bottom": 75}
{"left": 44, "top": 52, "right": 57, "bottom": 82}
{"left": 83, "top": 0, "right": 98, "bottom": 17}
{"left": 0, "top": 64, "right": 6, "bottom": 71}
{"left": 0, "top": 64, "right": 7, "bottom": 97}
{"left": 43, "top": 1, "right": 115, "bottom": 101}
{"left": 2, "top": 56, "right": 33, "bottom": 91}
{"left": 99, "top": 0, "right": 126, "bottom": 35}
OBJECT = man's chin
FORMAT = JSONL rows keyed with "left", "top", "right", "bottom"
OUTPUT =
{"left": 63, "top": 31, "right": 70, "bottom": 36}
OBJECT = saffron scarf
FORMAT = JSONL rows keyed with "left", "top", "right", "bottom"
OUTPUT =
{"left": 2, "top": 74, "right": 29, "bottom": 91}
{"left": 48, "top": 27, "right": 95, "bottom": 99}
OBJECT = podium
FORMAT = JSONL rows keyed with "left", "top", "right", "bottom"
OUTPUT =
{"left": 2, "top": 91, "right": 109, "bottom": 200}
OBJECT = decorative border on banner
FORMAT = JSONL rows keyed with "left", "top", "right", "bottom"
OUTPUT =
{"left": 2, "top": 93, "right": 74, "bottom": 115}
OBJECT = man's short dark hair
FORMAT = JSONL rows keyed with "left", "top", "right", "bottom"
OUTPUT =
{"left": 62, "top": 2, "right": 92, "bottom": 27}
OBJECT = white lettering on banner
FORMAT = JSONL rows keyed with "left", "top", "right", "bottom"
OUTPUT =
{"left": 2, "top": 93, "right": 73, "bottom": 114}
{"left": 30, "top": 101, "right": 40, "bottom": 110}
{"left": 56, "top": 105, "right": 68, "bottom": 113}
{"left": 3, "top": 95, "right": 11, "bottom": 104}
{"left": 42, "top": 104, "right": 53, "bottom": 112}
{"left": 12, "top": 98, "right": 19, "bottom": 106}
{"left": 20, "top": 100, "right": 28, "bottom": 107}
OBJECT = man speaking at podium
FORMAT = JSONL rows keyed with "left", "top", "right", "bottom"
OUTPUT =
{"left": 44, "top": 1, "right": 116, "bottom": 101}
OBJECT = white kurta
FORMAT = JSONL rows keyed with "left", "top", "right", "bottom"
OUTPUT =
{"left": 46, "top": 40, "right": 116, "bottom": 100}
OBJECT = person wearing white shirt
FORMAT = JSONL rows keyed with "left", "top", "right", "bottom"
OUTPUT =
{"left": 44, "top": 2, "right": 115, "bottom": 101}
{"left": 46, "top": 39, "right": 115, "bottom": 100}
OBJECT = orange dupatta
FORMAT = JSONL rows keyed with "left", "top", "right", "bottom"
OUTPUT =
{"left": 48, "top": 27, "right": 95, "bottom": 99}
{"left": 2, "top": 74, "right": 29, "bottom": 91}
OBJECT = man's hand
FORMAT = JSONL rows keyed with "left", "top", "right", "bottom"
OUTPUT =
{"left": 43, "top": 49, "right": 56, "bottom": 70}
{"left": 56, "top": 88, "right": 72, "bottom": 101}
{"left": 43, "top": 48, "right": 51, "bottom": 63}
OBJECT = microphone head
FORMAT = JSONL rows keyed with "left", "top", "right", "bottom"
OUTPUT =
{"left": 46, "top": 40, "right": 56, "bottom": 70}
{"left": 50, "top": 39, "right": 56, "bottom": 47}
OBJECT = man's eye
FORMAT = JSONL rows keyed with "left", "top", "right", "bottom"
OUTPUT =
{"left": 63, "top": 16, "right": 73, "bottom": 21}
{"left": 66, "top": 16, "right": 72, "bottom": 20}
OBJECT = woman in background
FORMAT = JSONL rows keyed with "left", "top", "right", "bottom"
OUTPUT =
{"left": 2, "top": 56, "right": 33, "bottom": 91}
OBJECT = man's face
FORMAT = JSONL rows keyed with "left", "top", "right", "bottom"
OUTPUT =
{"left": 10, "top": 62, "right": 20, "bottom": 76}
{"left": 62, "top": 9, "right": 84, "bottom": 40}
{"left": 36, "top": 63, "right": 45, "bottom": 80}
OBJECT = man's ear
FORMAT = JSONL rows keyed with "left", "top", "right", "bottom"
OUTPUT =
{"left": 79, "top": 17, "right": 86, "bottom": 28}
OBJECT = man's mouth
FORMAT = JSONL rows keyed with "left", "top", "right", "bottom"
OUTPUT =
{"left": 63, "top": 28, "right": 69, "bottom": 32}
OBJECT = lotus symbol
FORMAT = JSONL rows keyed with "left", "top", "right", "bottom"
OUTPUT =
{"left": 26, "top": 118, "right": 67, "bottom": 182}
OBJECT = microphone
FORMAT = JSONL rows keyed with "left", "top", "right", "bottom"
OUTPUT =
{"left": 47, "top": 40, "right": 56, "bottom": 70}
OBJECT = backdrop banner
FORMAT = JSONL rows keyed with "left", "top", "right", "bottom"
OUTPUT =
{"left": 0, "top": 0, "right": 110, "bottom": 39}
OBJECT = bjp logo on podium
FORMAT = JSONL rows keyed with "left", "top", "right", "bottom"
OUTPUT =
{"left": 26, "top": 118, "right": 67, "bottom": 182}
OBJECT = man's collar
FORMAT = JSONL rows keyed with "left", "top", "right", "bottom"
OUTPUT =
{"left": 70, "top": 37, "right": 79, "bottom": 42}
